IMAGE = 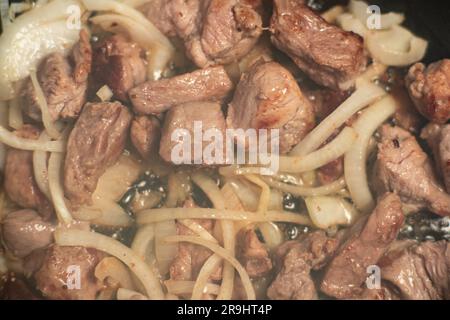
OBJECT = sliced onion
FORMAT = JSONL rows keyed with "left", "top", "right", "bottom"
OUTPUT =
{"left": 0, "top": 0, "right": 85, "bottom": 100}
{"left": 321, "top": 5, "right": 345, "bottom": 24}
{"left": 0, "top": 125, "right": 64, "bottom": 152}
{"left": 262, "top": 176, "right": 346, "bottom": 198}
{"left": 257, "top": 222, "right": 283, "bottom": 250}
{"left": 55, "top": 228, "right": 164, "bottom": 299}
{"left": 154, "top": 220, "right": 178, "bottom": 276}
{"left": 33, "top": 132, "right": 51, "bottom": 199}
{"left": 8, "top": 97, "right": 23, "bottom": 130}
{"left": 349, "top": 0, "right": 405, "bottom": 30}
{"left": 344, "top": 95, "right": 396, "bottom": 213}
{"left": 48, "top": 152, "right": 73, "bottom": 225}
{"left": 0, "top": 102, "right": 8, "bottom": 171}
{"left": 290, "top": 81, "right": 386, "bottom": 156}
{"left": 366, "top": 26, "right": 428, "bottom": 67}
{"left": 305, "top": 196, "right": 359, "bottom": 229}
{"left": 93, "top": 154, "right": 141, "bottom": 202}
{"left": 96, "top": 85, "right": 113, "bottom": 102}
{"left": 30, "top": 70, "right": 62, "bottom": 139}
{"left": 337, "top": 13, "right": 368, "bottom": 37}
{"left": 82, "top": 0, "right": 174, "bottom": 80}
{"left": 117, "top": 288, "right": 148, "bottom": 300}
{"left": 95, "top": 257, "right": 135, "bottom": 290}
{"left": 279, "top": 127, "right": 357, "bottom": 173}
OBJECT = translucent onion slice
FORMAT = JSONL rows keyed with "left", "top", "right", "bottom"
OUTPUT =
{"left": 0, "top": 0, "right": 84, "bottom": 100}
{"left": 48, "top": 152, "right": 73, "bottom": 225}
{"left": 290, "top": 81, "right": 386, "bottom": 156}
{"left": 366, "top": 26, "right": 428, "bottom": 67}
{"left": 279, "top": 127, "right": 357, "bottom": 173}
{"left": 0, "top": 125, "right": 64, "bottom": 152}
{"left": 33, "top": 132, "right": 51, "bottom": 199}
{"left": 164, "top": 235, "right": 256, "bottom": 300}
{"left": 344, "top": 95, "right": 396, "bottom": 213}
{"left": 55, "top": 229, "right": 164, "bottom": 299}
{"left": 305, "top": 196, "right": 359, "bottom": 229}
{"left": 154, "top": 220, "right": 178, "bottom": 276}
{"left": 82, "top": 0, "right": 174, "bottom": 80}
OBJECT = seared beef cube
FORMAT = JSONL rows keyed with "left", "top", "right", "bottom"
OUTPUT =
{"left": 321, "top": 193, "right": 404, "bottom": 299}
{"left": 4, "top": 125, "right": 54, "bottom": 219}
{"left": 268, "top": 231, "right": 340, "bottom": 300}
{"left": 2, "top": 209, "right": 54, "bottom": 258}
{"left": 159, "top": 101, "right": 226, "bottom": 164}
{"left": 130, "top": 116, "right": 161, "bottom": 159}
{"left": 92, "top": 34, "right": 147, "bottom": 102}
{"left": 32, "top": 245, "right": 104, "bottom": 300}
{"left": 405, "top": 59, "right": 450, "bottom": 124}
{"left": 236, "top": 228, "right": 272, "bottom": 278}
{"left": 21, "top": 30, "right": 92, "bottom": 121}
{"left": 226, "top": 61, "right": 315, "bottom": 154}
{"left": 130, "top": 66, "right": 233, "bottom": 115}
{"left": 374, "top": 125, "right": 450, "bottom": 216}
{"left": 270, "top": 0, "right": 367, "bottom": 90}
{"left": 64, "top": 102, "right": 132, "bottom": 206}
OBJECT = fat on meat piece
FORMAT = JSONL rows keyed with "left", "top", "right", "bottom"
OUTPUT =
{"left": 405, "top": 59, "right": 450, "bottom": 124}
{"left": 64, "top": 102, "right": 132, "bottom": 206}
{"left": 226, "top": 61, "right": 315, "bottom": 154}
{"left": 374, "top": 124, "right": 450, "bottom": 217}
{"left": 21, "top": 30, "right": 92, "bottom": 122}
{"left": 3, "top": 125, "right": 54, "bottom": 219}
{"left": 129, "top": 66, "right": 233, "bottom": 115}
{"left": 270, "top": 0, "right": 367, "bottom": 90}
{"left": 320, "top": 193, "right": 404, "bottom": 299}
{"left": 92, "top": 34, "right": 147, "bottom": 102}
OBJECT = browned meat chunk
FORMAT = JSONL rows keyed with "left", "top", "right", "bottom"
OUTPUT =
{"left": 438, "top": 126, "right": 450, "bottom": 192}
{"left": 376, "top": 241, "right": 450, "bottom": 300}
{"left": 130, "top": 66, "right": 233, "bottom": 115}
{"left": 236, "top": 227, "right": 272, "bottom": 278}
{"left": 169, "top": 0, "right": 263, "bottom": 68}
{"left": 0, "top": 274, "right": 41, "bottom": 300}
{"left": 21, "top": 30, "right": 92, "bottom": 121}
{"left": 390, "top": 87, "right": 425, "bottom": 134}
{"left": 405, "top": 59, "right": 450, "bottom": 124}
{"left": 226, "top": 61, "right": 315, "bottom": 154}
{"left": 267, "top": 231, "right": 341, "bottom": 300}
{"left": 317, "top": 157, "right": 343, "bottom": 185}
{"left": 33, "top": 245, "right": 104, "bottom": 300}
{"left": 306, "top": 88, "right": 351, "bottom": 123}
{"left": 2, "top": 209, "right": 54, "bottom": 258}
{"left": 374, "top": 125, "right": 450, "bottom": 216}
{"left": 4, "top": 125, "right": 53, "bottom": 219}
{"left": 270, "top": 0, "right": 367, "bottom": 90}
{"left": 159, "top": 101, "right": 226, "bottom": 164}
{"left": 421, "top": 123, "right": 450, "bottom": 193}
{"left": 170, "top": 200, "right": 220, "bottom": 281}
{"left": 139, "top": 0, "right": 177, "bottom": 37}
{"left": 130, "top": 116, "right": 161, "bottom": 159}
{"left": 92, "top": 34, "right": 147, "bottom": 102}
{"left": 64, "top": 102, "right": 132, "bottom": 206}
{"left": 321, "top": 193, "right": 404, "bottom": 299}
